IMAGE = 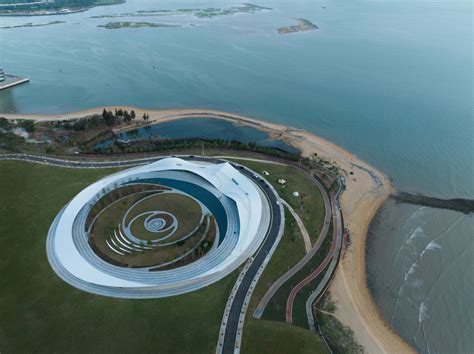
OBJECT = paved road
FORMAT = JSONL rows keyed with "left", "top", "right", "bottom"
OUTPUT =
{"left": 285, "top": 193, "right": 339, "bottom": 323}
{"left": 281, "top": 199, "right": 312, "bottom": 254}
{"left": 253, "top": 174, "right": 331, "bottom": 319}
{"left": 305, "top": 177, "right": 344, "bottom": 330}
{"left": 0, "top": 153, "right": 161, "bottom": 168}
{"left": 218, "top": 165, "right": 284, "bottom": 354}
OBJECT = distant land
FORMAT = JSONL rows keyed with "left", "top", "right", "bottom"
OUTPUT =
{"left": 0, "top": 1, "right": 274, "bottom": 17}
{"left": 278, "top": 18, "right": 318, "bottom": 34}
{"left": 0, "top": 20, "right": 64, "bottom": 28}
{"left": 0, "top": 0, "right": 124, "bottom": 16}
{"left": 98, "top": 21, "right": 180, "bottom": 29}
{"left": 90, "top": 3, "right": 273, "bottom": 20}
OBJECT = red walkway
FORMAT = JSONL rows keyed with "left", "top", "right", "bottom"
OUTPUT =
{"left": 285, "top": 195, "right": 338, "bottom": 323}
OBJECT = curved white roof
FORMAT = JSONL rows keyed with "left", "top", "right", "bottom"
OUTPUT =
{"left": 51, "top": 157, "right": 267, "bottom": 289}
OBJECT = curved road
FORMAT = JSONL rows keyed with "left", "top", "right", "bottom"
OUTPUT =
{"left": 253, "top": 174, "right": 331, "bottom": 319}
{"left": 217, "top": 164, "right": 284, "bottom": 354}
{"left": 305, "top": 177, "right": 344, "bottom": 330}
{"left": 286, "top": 193, "right": 339, "bottom": 323}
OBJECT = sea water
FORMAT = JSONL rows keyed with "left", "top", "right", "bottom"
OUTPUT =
{"left": 0, "top": 0, "right": 472, "bottom": 352}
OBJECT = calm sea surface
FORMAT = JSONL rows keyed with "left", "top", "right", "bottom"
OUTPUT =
{"left": 0, "top": 0, "right": 472, "bottom": 352}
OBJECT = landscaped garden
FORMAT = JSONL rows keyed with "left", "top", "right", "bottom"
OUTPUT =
{"left": 0, "top": 158, "right": 334, "bottom": 354}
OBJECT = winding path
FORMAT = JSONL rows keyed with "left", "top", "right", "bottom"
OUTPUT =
{"left": 305, "top": 178, "right": 344, "bottom": 330}
{"left": 253, "top": 174, "right": 331, "bottom": 319}
{"left": 281, "top": 199, "right": 311, "bottom": 254}
{"left": 285, "top": 191, "right": 341, "bottom": 323}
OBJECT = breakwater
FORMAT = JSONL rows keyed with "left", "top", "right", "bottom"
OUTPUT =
{"left": 391, "top": 192, "right": 474, "bottom": 214}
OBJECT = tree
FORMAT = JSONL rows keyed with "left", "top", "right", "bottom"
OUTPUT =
{"left": 123, "top": 110, "right": 133, "bottom": 123}
{"left": 0, "top": 117, "right": 10, "bottom": 129}
{"left": 130, "top": 110, "right": 136, "bottom": 120}
{"left": 103, "top": 110, "right": 116, "bottom": 127}
{"left": 18, "top": 119, "right": 35, "bottom": 133}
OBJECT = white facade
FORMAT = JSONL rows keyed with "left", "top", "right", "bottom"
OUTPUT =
{"left": 47, "top": 157, "right": 271, "bottom": 297}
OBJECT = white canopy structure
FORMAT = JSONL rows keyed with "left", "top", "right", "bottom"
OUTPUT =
{"left": 47, "top": 157, "right": 272, "bottom": 298}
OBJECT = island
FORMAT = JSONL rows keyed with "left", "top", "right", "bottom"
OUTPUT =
{"left": 0, "top": 20, "right": 65, "bottom": 29}
{"left": 98, "top": 21, "right": 180, "bottom": 29}
{"left": 90, "top": 3, "right": 273, "bottom": 20}
{"left": 0, "top": 0, "right": 124, "bottom": 16}
{"left": 278, "top": 18, "right": 318, "bottom": 34}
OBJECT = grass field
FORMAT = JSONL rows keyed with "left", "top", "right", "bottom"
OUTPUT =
{"left": 0, "top": 158, "right": 327, "bottom": 354}
{"left": 228, "top": 159, "right": 325, "bottom": 245}
{"left": 262, "top": 223, "right": 333, "bottom": 325}
{"left": 0, "top": 161, "right": 235, "bottom": 353}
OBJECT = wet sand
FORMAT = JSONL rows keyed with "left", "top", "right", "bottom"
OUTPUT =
{"left": 2, "top": 106, "right": 416, "bottom": 353}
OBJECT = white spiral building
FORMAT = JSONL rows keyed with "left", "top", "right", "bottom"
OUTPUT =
{"left": 47, "top": 157, "right": 273, "bottom": 298}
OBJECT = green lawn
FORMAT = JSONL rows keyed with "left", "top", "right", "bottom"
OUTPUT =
{"left": 0, "top": 158, "right": 328, "bottom": 354}
{"left": 242, "top": 211, "right": 326, "bottom": 354}
{"left": 0, "top": 161, "right": 235, "bottom": 353}
{"left": 228, "top": 159, "right": 325, "bottom": 245}
{"left": 263, "top": 223, "right": 333, "bottom": 326}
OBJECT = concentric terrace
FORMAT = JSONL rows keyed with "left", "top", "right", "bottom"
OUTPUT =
{"left": 46, "top": 157, "right": 274, "bottom": 298}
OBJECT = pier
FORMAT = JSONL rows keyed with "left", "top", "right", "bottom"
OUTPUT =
{"left": 0, "top": 74, "right": 29, "bottom": 90}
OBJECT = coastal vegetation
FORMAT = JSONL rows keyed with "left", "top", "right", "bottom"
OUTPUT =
{"left": 315, "top": 292, "right": 365, "bottom": 354}
{"left": 0, "top": 110, "right": 302, "bottom": 162}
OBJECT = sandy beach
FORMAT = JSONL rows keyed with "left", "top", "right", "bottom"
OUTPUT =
{"left": 2, "top": 106, "right": 416, "bottom": 353}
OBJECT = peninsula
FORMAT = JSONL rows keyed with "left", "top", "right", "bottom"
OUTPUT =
{"left": 0, "top": 107, "right": 415, "bottom": 353}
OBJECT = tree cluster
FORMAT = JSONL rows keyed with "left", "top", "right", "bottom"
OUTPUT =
{"left": 89, "top": 136, "right": 301, "bottom": 161}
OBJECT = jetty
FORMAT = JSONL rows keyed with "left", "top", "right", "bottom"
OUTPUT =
{"left": 0, "top": 68, "right": 29, "bottom": 90}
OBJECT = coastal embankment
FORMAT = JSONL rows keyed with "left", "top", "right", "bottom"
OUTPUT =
{"left": 1, "top": 106, "right": 416, "bottom": 353}
{"left": 392, "top": 192, "right": 474, "bottom": 214}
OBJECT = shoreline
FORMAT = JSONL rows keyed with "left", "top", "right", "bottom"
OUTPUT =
{"left": 1, "top": 106, "right": 416, "bottom": 353}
